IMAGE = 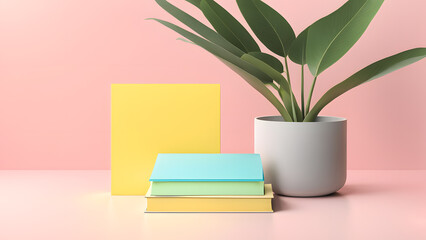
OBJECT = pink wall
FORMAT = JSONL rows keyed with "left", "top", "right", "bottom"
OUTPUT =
{"left": 0, "top": 0, "right": 425, "bottom": 170}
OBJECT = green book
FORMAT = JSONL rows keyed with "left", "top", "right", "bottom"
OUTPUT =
{"left": 149, "top": 154, "right": 265, "bottom": 196}
{"left": 151, "top": 181, "right": 264, "bottom": 196}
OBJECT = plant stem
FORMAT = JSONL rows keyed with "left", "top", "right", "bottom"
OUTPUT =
{"left": 284, "top": 57, "right": 298, "bottom": 121}
{"left": 301, "top": 65, "right": 305, "bottom": 118}
{"left": 305, "top": 76, "right": 317, "bottom": 116}
{"left": 270, "top": 82, "right": 279, "bottom": 91}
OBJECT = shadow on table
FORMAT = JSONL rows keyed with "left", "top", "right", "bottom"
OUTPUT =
{"left": 272, "top": 182, "right": 393, "bottom": 212}
{"left": 272, "top": 191, "right": 349, "bottom": 212}
{"left": 338, "top": 183, "right": 393, "bottom": 196}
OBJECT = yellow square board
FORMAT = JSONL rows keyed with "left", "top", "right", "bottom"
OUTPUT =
{"left": 111, "top": 84, "right": 220, "bottom": 195}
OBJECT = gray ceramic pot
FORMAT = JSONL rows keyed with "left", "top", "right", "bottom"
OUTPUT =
{"left": 254, "top": 116, "right": 347, "bottom": 197}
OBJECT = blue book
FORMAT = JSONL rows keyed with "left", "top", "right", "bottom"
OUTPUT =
{"left": 149, "top": 154, "right": 265, "bottom": 195}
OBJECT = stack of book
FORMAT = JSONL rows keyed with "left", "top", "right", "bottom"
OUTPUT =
{"left": 145, "top": 153, "right": 273, "bottom": 212}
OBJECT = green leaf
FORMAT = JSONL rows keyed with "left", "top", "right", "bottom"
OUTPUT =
{"left": 288, "top": 28, "right": 308, "bottom": 65}
{"left": 148, "top": 18, "right": 271, "bottom": 84}
{"left": 177, "top": 37, "right": 194, "bottom": 44}
{"left": 197, "top": 0, "right": 260, "bottom": 53}
{"left": 306, "top": 0, "right": 384, "bottom": 76}
{"left": 149, "top": 18, "right": 293, "bottom": 121}
{"left": 241, "top": 53, "right": 303, "bottom": 121}
{"left": 154, "top": 0, "right": 243, "bottom": 57}
{"left": 304, "top": 48, "right": 426, "bottom": 122}
{"left": 220, "top": 59, "right": 293, "bottom": 121}
{"left": 247, "top": 52, "right": 284, "bottom": 73}
{"left": 237, "top": 0, "right": 295, "bottom": 57}
{"left": 186, "top": 0, "right": 201, "bottom": 7}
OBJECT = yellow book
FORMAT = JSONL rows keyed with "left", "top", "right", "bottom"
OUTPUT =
{"left": 111, "top": 84, "right": 220, "bottom": 195}
{"left": 145, "top": 184, "right": 274, "bottom": 213}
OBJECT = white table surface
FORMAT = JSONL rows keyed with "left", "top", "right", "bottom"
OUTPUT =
{"left": 0, "top": 170, "right": 425, "bottom": 240}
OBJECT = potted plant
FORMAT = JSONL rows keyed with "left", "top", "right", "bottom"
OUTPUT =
{"left": 149, "top": 0, "right": 425, "bottom": 196}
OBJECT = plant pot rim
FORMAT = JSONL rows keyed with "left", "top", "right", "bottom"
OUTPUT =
{"left": 255, "top": 116, "right": 346, "bottom": 123}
